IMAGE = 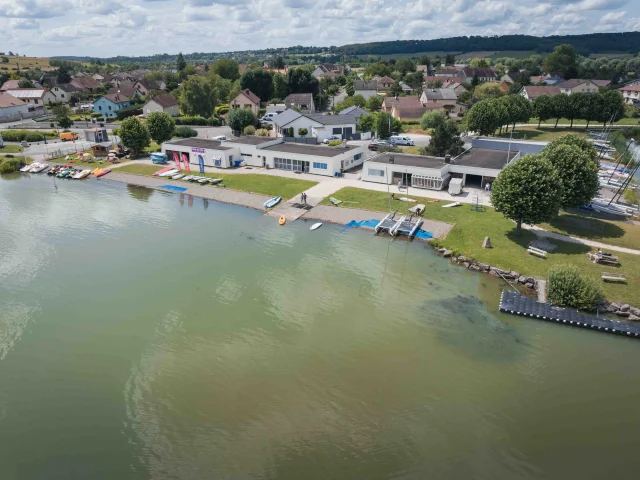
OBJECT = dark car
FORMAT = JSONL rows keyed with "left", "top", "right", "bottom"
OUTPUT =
{"left": 368, "top": 140, "right": 391, "bottom": 151}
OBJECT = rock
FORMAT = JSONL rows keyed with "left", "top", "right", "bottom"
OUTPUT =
{"left": 525, "top": 282, "right": 535, "bottom": 289}
{"left": 526, "top": 277, "right": 535, "bottom": 284}
{"left": 489, "top": 269, "right": 500, "bottom": 277}
{"left": 616, "top": 310, "right": 630, "bottom": 317}
{"left": 629, "top": 314, "right": 640, "bottom": 321}
{"left": 482, "top": 237, "right": 492, "bottom": 248}
{"left": 462, "top": 262, "right": 470, "bottom": 268}
{"left": 608, "top": 303, "right": 620, "bottom": 313}
{"left": 457, "top": 256, "right": 468, "bottom": 263}
{"left": 438, "top": 248, "right": 446, "bottom": 253}
{"left": 619, "top": 304, "right": 630, "bottom": 313}
{"left": 518, "top": 275, "right": 527, "bottom": 284}
{"left": 478, "top": 263, "right": 490, "bottom": 271}
{"left": 630, "top": 307, "right": 640, "bottom": 316}
{"left": 510, "top": 271, "right": 519, "bottom": 279}
{"left": 470, "top": 265, "right": 481, "bottom": 271}
{"left": 442, "top": 249, "right": 453, "bottom": 258}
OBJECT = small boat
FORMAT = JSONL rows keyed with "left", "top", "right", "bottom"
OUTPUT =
{"left": 408, "top": 204, "right": 425, "bottom": 214}
{"left": 279, "top": 216, "right": 286, "bottom": 225}
{"left": 29, "top": 163, "right": 48, "bottom": 173}
{"left": 73, "top": 169, "right": 92, "bottom": 179}
{"left": 197, "top": 178, "right": 209, "bottom": 184}
{"left": 158, "top": 169, "right": 179, "bottom": 177}
{"left": 209, "top": 178, "right": 223, "bottom": 185}
{"left": 153, "top": 167, "right": 173, "bottom": 176}
{"left": 182, "top": 175, "right": 194, "bottom": 181}
{"left": 310, "top": 222, "right": 322, "bottom": 231}
{"left": 264, "top": 196, "right": 281, "bottom": 209}
{"left": 188, "top": 176, "right": 202, "bottom": 182}
{"left": 329, "top": 197, "right": 342, "bottom": 205}
{"left": 92, "top": 168, "right": 103, "bottom": 176}
{"left": 442, "top": 202, "right": 462, "bottom": 208}
{"left": 397, "top": 197, "right": 417, "bottom": 203}
{"left": 96, "top": 168, "right": 111, "bottom": 178}
{"left": 20, "top": 164, "right": 33, "bottom": 172}
{"left": 172, "top": 173, "right": 185, "bottom": 180}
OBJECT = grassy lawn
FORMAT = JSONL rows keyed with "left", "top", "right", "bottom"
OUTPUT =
{"left": 48, "top": 151, "right": 118, "bottom": 169}
{"left": 3, "top": 56, "right": 55, "bottom": 71}
{"left": 496, "top": 127, "right": 587, "bottom": 142}
{"left": 525, "top": 118, "right": 638, "bottom": 127}
{"left": 144, "top": 142, "right": 160, "bottom": 153}
{"left": 0, "top": 145, "right": 23, "bottom": 153}
{"left": 321, "top": 187, "right": 640, "bottom": 304}
{"left": 114, "top": 164, "right": 318, "bottom": 199}
{"left": 400, "top": 146, "right": 424, "bottom": 155}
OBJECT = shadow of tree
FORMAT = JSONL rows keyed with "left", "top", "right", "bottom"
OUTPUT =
{"left": 546, "top": 212, "right": 625, "bottom": 241}
{"left": 505, "top": 229, "right": 591, "bottom": 255}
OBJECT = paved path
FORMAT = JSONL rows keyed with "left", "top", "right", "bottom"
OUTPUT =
{"left": 525, "top": 225, "right": 640, "bottom": 256}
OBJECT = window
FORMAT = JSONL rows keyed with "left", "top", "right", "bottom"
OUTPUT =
{"left": 368, "top": 168, "right": 385, "bottom": 177}
{"left": 99, "top": 106, "right": 102, "bottom": 110}
{"left": 34, "top": 99, "right": 38, "bottom": 104}
{"left": 313, "top": 162, "right": 327, "bottom": 170}
{"left": 108, "top": 106, "right": 112, "bottom": 110}
{"left": 353, "top": 153, "right": 362, "bottom": 161}
{"left": 274, "top": 157, "right": 308, "bottom": 172}
{"left": 241, "top": 153, "right": 252, "bottom": 158}
{"left": 61, "top": 94, "right": 65, "bottom": 98}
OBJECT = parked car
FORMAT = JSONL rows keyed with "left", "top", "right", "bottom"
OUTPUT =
{"left": 323, "top": 135, "right": 342, "bottom": 144}
{"left": 389, "top": 135, "right": 414, "bottom": 146}
{"left": 212, "top": 135, "right": 227, "bottom": 141}
{"left": 368, "top": 140, "right": 391, "bottom": 151}
{"left": 260, "top": 113, "right": 278, "bottom": 124}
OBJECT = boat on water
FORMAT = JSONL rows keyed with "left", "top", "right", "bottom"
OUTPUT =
{"left": 153, "top": 167, "right": 173, "bottom": 176}
{"left": 31, "top": 163, "right": 50, "bottom": 173}
{"left": 310, "top": 222, "right": 322, "bottom": 230}
{"left": 172, "top": 173, "right": 185, "bottom": 180}
{"left": 264, "top": 196, "right": 281, "bottom": 209}
{"left": 19, "top": 164, "right": 33, "bottom": 172}
{"left": 73, "top": 169, "right": 92, "bottom": 179}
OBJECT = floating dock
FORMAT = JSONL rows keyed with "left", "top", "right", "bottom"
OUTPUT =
{"left": 499, "top": 291, "right": 640, "bottom": 340}
{"left": 390, "top": 214, "right": 423, "bottom": 238}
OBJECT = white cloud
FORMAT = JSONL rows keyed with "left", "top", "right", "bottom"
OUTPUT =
{"left": 10, "top": 18, "right": 40, "bottom": 29}
{"left": 0, "top": 0, "right": 70, "bottom": 18}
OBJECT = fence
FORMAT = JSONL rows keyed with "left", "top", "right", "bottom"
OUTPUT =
{"left": 283, "top": 137, "right": 318, "bottom": 145}
{"left": 44, "top": 145, "right": 83, "bottom": 160}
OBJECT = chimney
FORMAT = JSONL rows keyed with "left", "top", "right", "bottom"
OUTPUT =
{"left": 444, "top": 154, "right": 451, "bottom": 164}
{"left": 389, "top": 155, "right": 395, "bottom": 164}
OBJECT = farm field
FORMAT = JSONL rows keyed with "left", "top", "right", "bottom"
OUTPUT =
{"left": 0, "top": 56, "right": 54, "bottom": 71}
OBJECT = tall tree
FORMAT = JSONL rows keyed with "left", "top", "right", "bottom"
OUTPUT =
{"left": 176, "top": 52, "right": 187, "bottom": 72}
{"left": 366, "top": 95, "right": 382, "bottom": 111}
{"left": 57, "top": 65, "right": 71, "bottom": 84}
{"left": 273, "top": 56, "right": 285, "bottom": 69}
{"left": 532, "top": 94, "right": 555, "bottom": 128}
{"left": 119, "top": 117, "right": 150, "bottom": 156}
{"left": 473, "top": 83, "right": 505, "bottom": 101}
{"left": 445, "top": 54, "right": 456, "bottom": 66}
{"left": 178, "top": 76, "right": 217, "bottom": 117}
{"left": 388, "top": 81, "right": 403, "bottom": 97}
{"left": 425, "top": 119, "right": 463, "bottom": 156}
{"left": 490, "top": 154, "right": 563, "bottom": 233}
{"left": 465, "top": 99, "right": 503, "bottom": 136}
{"left": 542, "top": 143, "right": 599, "bottom": 208}
{"left": 418, "top": 55, "right": 431, "bottom": 68}
{"left": 546, "top": 134, "right": 598, "bottom": 163}
{"left": 227, "top": 108, "right": 255, "bottom": 133}
{"left": 240, "top": 68, "right": 273, "bottom": 102}
{"left": 52, "top": 104, "right": 72, "bottom": 129}
{"left": 272, "top": 72, "right": 289, "bottom": 100}
{"left": 598, "top": 89, "right": 625, "bottom": 126}
{"left": 18, "top": 79, "right": 34, "bottom": 88}
{"left": 145, "top": 111, "right": 175, "bottom": 145}
{"left": 551, "top": 93, "right": 570, "bottom": 128}
{"left": 395, "top": 59, "right": 416, "bottom": 75}
{"left": 542, "top": 44, "right": 578, "bottom": 79}
{"left": 564, "top": 93, "right": 582, "bottom": 128}
{"left": 470, "top": 58, "right": 490, "bottom": 68}
{"left": 286, "top": 68, "right": 319, "bottom": 94}
{"left": 211, "top": 59, "right": 240, "bottom": 81}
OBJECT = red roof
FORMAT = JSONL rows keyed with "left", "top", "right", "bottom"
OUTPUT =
{"left": 620, "top": 84, "right": 640, "bottom": 92}
{"left": 238, "top": 89, "right": 260, "bottom": 104}
{"left": 0, "top": 92, "right": 26, "bottom": 107}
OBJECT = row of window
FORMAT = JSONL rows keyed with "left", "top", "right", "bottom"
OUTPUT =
{"left": 274, "top": 157, "right": 308, "bottom": 172}
{"left": 312, "top": 162, "right": 327, "bottom": 170}
{"left": 369, "top": 168, "right": 385, "bottom": 177}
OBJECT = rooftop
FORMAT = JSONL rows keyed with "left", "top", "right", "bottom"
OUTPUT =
{"left": 521, "top": 85, "right": 561, "bottom": 98}
{"left": 369, "top": 153, "right": 445, "bottom": 169}
{"left": 165, "top": 138, "right": 233, "bottom": 150}
{"left": 262, "top": 142, "right": 359, "bottom": 157}
{"left": 5, "top": 89, "right": 46, "bottom": 99}
{"left": 422, "top": 88, "right": 458, "bottom": 100}
{"left": 304, "top": 113, "right": 359, "bottom": 125}
{"left": 148, "top": 93, "right": 178, "bottom": 108}
{"left": 223, "top": 135, "right": 276, "bottom": 145}
{"left": 453, "top": 148, "right": 518, "bottom": 169}
{"left": 0, "top": 92, "right": 26, "bottom": 108}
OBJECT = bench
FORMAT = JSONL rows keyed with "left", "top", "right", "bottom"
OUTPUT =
{"left": 527, "top": 246, "right": 548, "bottom": 258}
{"left": 602, "top": 273, "right": 626, "bottom": 283}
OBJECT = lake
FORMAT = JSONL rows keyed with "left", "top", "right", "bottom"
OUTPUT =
{"left": 2, "top": 174, "right": 640, "bottom": 480}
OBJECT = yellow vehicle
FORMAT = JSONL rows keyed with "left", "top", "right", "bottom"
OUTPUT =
{"left": 59, "top": 132, "right": 79, "bottom": 142}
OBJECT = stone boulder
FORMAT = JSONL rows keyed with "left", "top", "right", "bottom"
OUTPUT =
{"left": 442, "top": 249, "right": 453, "bottom": 258}
{"left": 482, "top": 237, "right": 492, "bottom": 248}
{"left": 525, "top": 282, "right": 535, "bottom": 289}
{"left": 616, "top": 310, "right": 630, "bottom": 317}
{"left": 630, "top": 306, "right": 640, "bottom": 317}
{"left": 517, "top": 275, "right": 527, "bottom": 284}
{"left": 619, "top": 304, "right": 630, "bottom": 313}
{"left": 629, "top": 314, "right": 640, "bottom": 322}
{"left": 478, "top": 263, "right": 490, "bottom": 271}
{"left": 607, "top": 303, "right": 621, "bottom": 313}
{"left": 462, "top": 262, "right": 470, "bottom": 268}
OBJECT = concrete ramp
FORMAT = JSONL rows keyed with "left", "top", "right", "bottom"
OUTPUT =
{"left": 267, "top": 196, "right": 322, "bottom": 220}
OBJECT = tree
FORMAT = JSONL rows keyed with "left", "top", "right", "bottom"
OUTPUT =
{"left": 18, "top": 79, "right": 34, "bottom": 88}
{"left": 542, "top": 44, "right": 578, "bottom": 79}
{"left": 358, "top": 113, "right": 376, "bottom": 132}
{"left": 376, "top": 112, "right": 396, "bottom": 138}
{"left": 240, "top": 68, "right": 273, "bottom": 103}
{"left": 563, "top": 93, "right": 582, "bottom": 128}
{"left": 545, "top": 134, "right": 598, "bottom": 163}
{"left": 119, "top": 116, "right": 150, "bottom": 155}
{"left": 490, "top": 154, "right": 563, "bottom": 233}
{"left": 57, "top": 65, "right": 71, "bottom": 84}
{"left": 470, "top": 58, "right": 490, "bottom": 68}
{"left": 548, "top": 264, "right": 602, "bottom": 311}
{"left": 499, "top": 94, "right": 532, "bottom": 131}
{"left": 178, "top": 76, "right": 217, "bottom": 117}
{"left": 426, "top": 119, "right": 463, "bottom": 156}
{"left": 227, "top": 108, "right": 255, "bottom": 133}
{"left": 366, "top": 95, "right": 382, "bottom": 111}
{"left": 471, "top": 73, "right": 480, "bottom": 87}
{"left": 404, "top": 71, "right": 424, "bottom": 91}
{"left": 551, "top": 93, "right": 570, "bottom": 128}
{"left": 599, "top": 89, "right": 625, "bottom": 126}
{"left": 52, "top": 104, "right": 73, "bottom": 129}
{"left": 364, "top": 62, "right": 392, "bottom": 78}
{"left": 298, "top": 128, "right": 308, "bottom": 136}
{"left": 532, "top": 94, "right": 555, "bottom": 128}
{"left": 542, "top": 143, "right": 599, "bottom": 208}
{"left": 345, "top": 81, "right": 355, "bottom": 96}
{"left": 273, "top": 56, "right": 285, "bottom": 70}
{"left": 420, "top": 110, "right": 447, "bottom": 130}
{"left": 395, "top": 59, "right": 416, "bottom": 75}
{"left": 465, "top": 99, "right": 503, "bottom": 135}
{"left": 388, "top": 81, "right": 403, "bottom": 97}
{"left": 445, "top": 54, "right": 455, "bottom": 66}
{"left": 176, "top": 52, "right": 187, "bottom": 72}
{"left": 183, "top": 65, "right": 197, "bottom": 76}
{"left": 418, "top": 55, "right": 431, "bottom": 68}
{"left": 211, "top": 59, "right": 240, "bottom": 81}
{"left": 145, "top": 111, "right": 175, "bottom": 145}
{"left": 286, "top": 68, "right": 318, "bottom": 94}
{"left": 574, "top": 92, "right": 601, "bottom": 129}
{"left": 473, "top": 82, "right": 505, "bottom": 101}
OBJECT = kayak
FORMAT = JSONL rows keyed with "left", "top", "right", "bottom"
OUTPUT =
{"left": 197, "top": 178, "right": 209, "bottom": 184}
{"left": 96, "top": 168, "right": 111, "bottom": 177}
{"left": 209, "top": 178, "right": 223, "bottom": 185}
{"left": 279, "top": 216, "right": 286, "bottom": 225}
{"left": 442, "top": 202, "right": 461, "bottom": 208}
{"left": 158, "top": 169, "right": 179, "bottom": 177}
{"left": 329, "top": 197, "right": 342, "bottom": 205}
{"left": 397, "top": 197, "right": 417, "bottom": 203}
{"left": 183, "top": 175, "right": 194, "bottom": 181}
{"left": 264, "top": 196, "right": 281, "bottom": 209}
{"left": 153, "top": 166, "right": 173, "bottom": 176}
{"left": 172, "top": 174, "right": 185, "bottom": 180}
{"left": 310, "top": 222, "right": 322, "bottom": 231}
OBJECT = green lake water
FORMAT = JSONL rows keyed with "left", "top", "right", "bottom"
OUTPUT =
{"left": 1, "top": 174, "right": 640, "bottom": 480}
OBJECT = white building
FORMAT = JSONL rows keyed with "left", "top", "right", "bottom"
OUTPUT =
{"left": 142, "top": 94, "right": 180, "bottom": 117}
{"left": 5, "top": 88, "right": 56, "bottom": 106}
{"left": 0, "top": 92, "right": 31, "bottom": 121}
{"left": 161, "top": 136, "right": 366, "bottom": 176}
{"left": 273, "top": 111, "right": 360, "bottom": 141}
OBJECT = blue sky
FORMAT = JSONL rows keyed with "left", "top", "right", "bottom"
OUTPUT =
{"left": 1, "top": 0, "right": 639, "bottom": 57}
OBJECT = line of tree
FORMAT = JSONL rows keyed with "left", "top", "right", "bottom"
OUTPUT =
{"left": 465, "top": 95, "right": 533, "bottom": 136}
{"left": 532, "top": 90, "right": 625, "bottom": 128}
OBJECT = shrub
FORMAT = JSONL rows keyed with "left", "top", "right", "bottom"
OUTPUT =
{"left": 91, "top": 112, "right": 101, "bottom": 118}
{"left": 174, "top": 116, "right": 220, "bottom": 126}
{"left": 420, "top": 110, "right": 447, "bottom": 130}
{"left": 0, "top": 130, "right": 54, "bottom": 141}
{"left": 623, "top": 187, "right": 638, "bottom": 205}
{"left": 173, "top": 126, "right": 198, "bottom": 138}
{"left": 548, "top": 264, "right": 603, "bottom": 311}
{"left": 215, "top": 105, "right": 229, "bottom": 115}
{"left": 0, "top": 156, "right": 26, "bottom": 173}
{"left": 244, "top": 125, "right": 256, "bottom": 135}
{"left": 116, "top": 106, "right": 143, "bottom": 121}
{"left": 255, "top": 128, "right": 270, "bottom": 136}
{"left": 111, "top": 128, "right": 120, "bottom": 136}
{"left": 328, "top": 140, "right": 342, "bottom": 146}
{"left": 298, "top": 128, "right": 308, "bottom": 136}
{"left": 258, "top": 108, "right": 266, "bottom": 117}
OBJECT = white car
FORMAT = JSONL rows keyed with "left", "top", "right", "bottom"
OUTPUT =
{"left": 323, "top": 135, "right": 342, "bottom": 144}
{"left": 389, "top": 135, "right": 414, "bottom": 146}
{"left": 212, "top": 135, "right": 227, "bottom": 141}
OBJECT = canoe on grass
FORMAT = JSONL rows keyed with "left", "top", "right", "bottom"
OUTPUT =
{"left": 397, "top": 197, "right": 417, "bottom": 203}
{"left": 329, "top": 197, "right": 342, "bottom": 205}
{"left": 264, "top": 196, "right": 281, "bottom": 209}
{"left": 158, "top": 169, "right": 179, "bottom": 177}
{"left": 153, "top": 167, "right": 173, "bottom": 176}
{"left": 442, "top": 202, "right": 461, "bottom": 208}
{"left": 172, "top": 174, "right": 185, "bottom": 180}
{"left": 209, "top": 178, "right": 222, "bottom": 185}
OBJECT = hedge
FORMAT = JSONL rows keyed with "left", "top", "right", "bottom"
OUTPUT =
{"left": 174, "top": 116, "right": 221, "bottom": 126}
{"left": 0, "top": 130, "right": 58, "bottom": 141}
{"left": 173, "top": 126, "right": 198, "bottom": 138}
{"left": 116, "top": 106, "right": 143, "bottom": 121}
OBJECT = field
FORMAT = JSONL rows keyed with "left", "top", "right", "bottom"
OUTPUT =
{"left": 496, "top": 127, "right": 588, "bottom": 142}
{"left": 321, "top": 187, "right": 640, "bottom": 305}
{"left": 0, "top": 56, "right": 54, "bottom": 71}
{"left": 114, "top": 164, "right": 318, "bottom": 199}
{"left": 0, "top": 145, "right": 24, "bottom": 153}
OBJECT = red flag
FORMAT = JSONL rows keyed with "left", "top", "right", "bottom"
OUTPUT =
{"left": 172, "top": 152, "right": 181, "bottom": 170}
{"left": 181, "top": 153, "right": 190, "bottom": 172}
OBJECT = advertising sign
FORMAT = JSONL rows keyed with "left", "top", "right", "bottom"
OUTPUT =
{"left": 198, "top": 154, "right": 205, "bottom": 174}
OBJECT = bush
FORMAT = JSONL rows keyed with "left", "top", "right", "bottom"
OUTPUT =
{"left": 548, "top": 264, "right": 603, "bottom": 311}
{"left": 91, "top": 112, "right": 101, "bottom": 118}
{"left": 255, "top": 128, "right": 270, "bottom": 136}
{"left": 328, "top": 140, "right": 342, "bottom": 146}
{"left": 0, "top": 130, "right": 57, "bottom": 141}
{"left": 298, "top": 128, "right": 308, "bottom": 136}
{"left": 420, "top": 110, "right": 447, "bottom": 130}
{"left": 116, "top": 106, "right": 143, "bottom": 121}
{"left": 258, "top": 108, "right": 266, "bottom": 117}
{"left": 0, "top": 156, "right": 26, "bottom": 174}
{"left": 173, "top": 126, "right": 198, "bottom": 138}
{"left": 215, "top": 105, "right": 229, "bottom": 115}
{"left": 25, "top": 132, "right": 47, "bottom": 142}
{"left": 623, "top": 187, "right": 638, "bottom": 205}
{"left": 111, "top": 128, "right": 119, "bottom": 136}
{"left": 174, "top": 116, "right": 220, "bottom": 126}
{"left": 244, "top": 125, "right": 256, "bottom": 135}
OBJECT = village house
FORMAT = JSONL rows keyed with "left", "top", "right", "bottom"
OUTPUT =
{"left": 619, "top": 84, "right": 640, "bottom": 105}
{"left": 0, "top": 79, "right": 21, "bottom": 91}
{"left": 519, "top": 85, "right": 561, "bottom": 101}
{"left": 424, "top": 75, "right": 445, "bottom": 86}
{"left": 92, "top": 73, "right": 113, "bottom": 84}
{"left": 70, "top": 76, "right": 101, "bottom": 93}
{"left": 50, "top": 84, "right": 78, "bottom": 104}
{"left": 435, "top": 67, "right": 462, "bottom": 78}
{"left": 375, "top": 76, "right": 395, "bottom": 91}
{"left": 284, "top": 93, "right": 315, "bottom": 113}
{"left": 391, "top": 103, "right": 437, "bottom": 122}
{"left": 420, "top": 88, "right": 458, "bottom": 112}
{"left": 311, "top": 63, "right": 345, "bottom": 79}
{"left": 142, "top": 94, "right": 180, "bottom": 117}
{"left": 460, "top": 68, "right": 498, "bottom": 85}
{"left": 382, "top": 95, "right": 421, "bottom": 113}
{"left": 530, "top": 74, "right": 564, "bottom": 86}
{"left": 230, "top": 89, "right": 261, "bottom": 115}
{"left": 93, "top": 93, "right": 131, "bottom": 119}
{"left": 5, "top": 88, "right": 56, "bottom": 106}
{"left": 555, "top": 79, "right": 603, "bottom": 94}
{"left": 441, "top": 80, "right": 467, "bottom": 94}
{"left": 353, "top": 80, "right": 378, "bottom": 99}
{"left": 272, "top": 110, "right": 362, "bottom": 141}
{"left": 134, "top": 78, "right": 160, "bottom": 96}
{"left": 107, "top": 82, "right": 144, "bottom": 100}
{"left": 0, "top": 92, "right": 32, "bottom": 122}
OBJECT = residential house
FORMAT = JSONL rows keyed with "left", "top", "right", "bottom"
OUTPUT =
{"left": 500, "top": 70, "right": 529, "bottom": 84}
{"left": 399, "top": 81, "right": 413, "bottom": 93}
{"left": 238, "top": 64, "right": 249, "bottom": 76}
{"left": 382, "top": 95, "right": 422, "bottom": 113}
{"left": 435, "top": 67, "right": 462, "bottom": 78}
{"left": 0, "top": 92, "right": 31, "bottom": 121}
{"left": 0, "top": 80, "right": 21, "bottom": 91}
{"left": 134, "top": 78, "right": 160, "bottom": 96}
{"left": 93, "top": 93, "right": 131, "bottom": 119}
{"left": 420, "top": 88, "right": 460, "bottom": 114}
{"left": 353, "top": 80, "right": 378, "bottom": 99}
{"left": 143, "top": 94, "right": 180, "bottom": 117}
{"left": 391, "top": 103, "right": 440, "bottom": 122}
{"left": 556, "top": 79, "right": 602, "bottom": 94}
{"left": 311, "top": 63, "right": 345, "bottom": 79}
{"left": 230, "top": 89, "right": 261, "bottom": 115}
{"left": 273, "top": 110, "right": 361, "bottom": 141}
{"left": 5, "top": 88, "right": 56, "bottom": 106}
{"left": 285, "top": 93, "right": 315, "bottom": 113}
{"left": 460, "top": 68, "right": 498, "bottom": 85}
{"left": 530, "top": 74, "right": 564, "bottom": 86}
{"left": 424, "top": 75, "right": 444, "bottom": 86}
{"left": 375, "top": 76, "right": 395, "bottom": 91}
{"left": 50, "top": 84, "right": 78, "bottom": 104}
{"left": 70, "top": 76, "right": 101, "bottom": 93}
{"left": 591, "top": 80, "right": 611, "bottom": 88}
{"left": 441, "top": 80, "right": 467, "bottom": 94}
{"left": 519, "top": 85, "right": 561, "bottom": 101}
{"left": 619, "top": 84, "right": 640, "bottom": 105}
{"left": 92, "top": 73, "right": 113, "bottom": 84}
{"left": 107, "top": 82, "right": 143, "bottom": 100}
{"left": 338, "top": 105, "right": 369, "bottom": 120}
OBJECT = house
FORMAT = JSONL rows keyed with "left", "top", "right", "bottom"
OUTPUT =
{"left": 238, "top": 64, "right": 249, "bottom": 76}
{"left": 93, "top": 93, "right": 131, "bottom": 118}
{"left": 382, "top": 95, "right": 421, "bottom": 113}
{"left": 500, "top": 70, "right": 529, "bottom": 84}
{"left": 338, "top": 105, "right": 369, "bottom": 119}
{"left": 460, "top": 68, "right": 498, "bottom": 84}
{"left": 519, "top": 85, "right": 561, "bottom": 101}
{"left": 311, "top": 63, "right": 345, "bottom": 79}
{"left": 420, "top": 88, "right": 458, "bottom": 112}
{"left": 285, "top": 93, "right": 315, "bottom": 113}
{"left": 50, "top": 84, "right": 78, "bottom": 104}
{"left": 142, "top": 94, "right": 180, "bottom": 117}
{"left": 375, "top": 76, "right": 395, "bottom": 91}
{"left": 555, "top": 79, "right": 602, "bottom": 94}
{"left": 107, "top": 83, "right": 143, "bottom": 100}
{"left": 161, "top": 136, "right": 366, "bottom": 176}
{"left": 391, "top": 103, "right": 441, "bottom": 121}
{"left": 492, "top": 81, "right": 511, "bottom": 93}
{"left": 399, "top": 81, "right": 413, "bottom": 93}
{"left": 5, "top": 88, "right": 56, "bottom": 106}
{"left": 353, "top": 80, "right": 378, "bottom": 99}
{"left": 619, "top": 84, "right": 640, "bottom": 105}
{"left": 133, "top": 78, "right": 160, "bottom": 96}
{"left": 230, "top": 89, "right": 260, "bottom": 115}
{"left": 424, "top": 75, "right": 445, "bottom": 86}
{"left": 70, "top": 77, "right": 101, "bottom": 93}
{"left": 441, "top": 81, "right": 467, "bottom": 94}
{"left": 274, "top": 111, "right": 362, "bottom": 141}
{"left": 0, "top": 92, "right": 30, "bottom": 121}
{"left": 530, "top": 74, "right": 564, "bottom": 86}
{"left": 435, "top": 67, "right": 462, "bottom": 78}
{"left": 591, "top": 80, "right": 611, "bottom": 88}
{"left": 0, "top": 80, "right": 21, "bottom": 91}
{"left": 92, "top": 73, "right": 112, "bottom": 84}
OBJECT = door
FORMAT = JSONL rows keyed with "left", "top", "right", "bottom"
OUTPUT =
{"left": 344, "top": 127, "right": 353, "bottom": 140}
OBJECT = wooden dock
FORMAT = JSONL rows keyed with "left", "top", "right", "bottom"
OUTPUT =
{"left": 499, "top": 291, "right": 640, "bottom": 340}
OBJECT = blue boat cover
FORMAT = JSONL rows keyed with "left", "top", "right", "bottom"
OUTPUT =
{"left": 342, "top": 219, "right": 433, "bottom": 238}
{"left": 159, "top": 185, "right": 188, "bottom": 192}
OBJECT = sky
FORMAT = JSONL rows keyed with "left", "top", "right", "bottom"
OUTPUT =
{"left": 1, "top": 0, "right": 639, "bottom": 58}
